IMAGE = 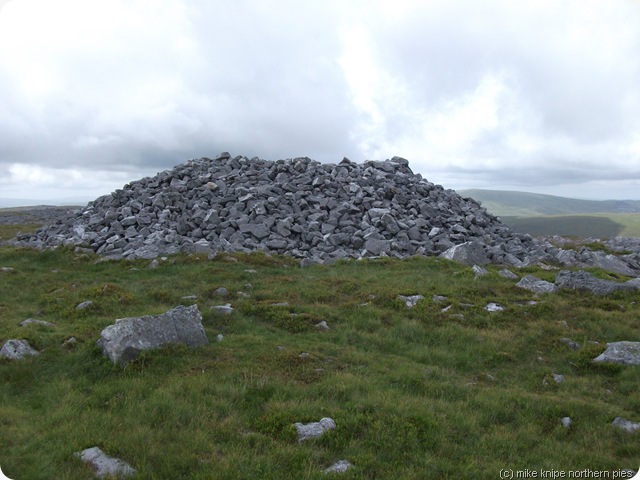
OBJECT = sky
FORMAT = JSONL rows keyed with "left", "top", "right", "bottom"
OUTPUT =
{"left": 1, "top": 0, "right": 640, "bottom": 206}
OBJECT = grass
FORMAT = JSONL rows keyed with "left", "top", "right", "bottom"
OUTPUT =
{"left": 1, "top": 245, "right": 640, "bottom": 479}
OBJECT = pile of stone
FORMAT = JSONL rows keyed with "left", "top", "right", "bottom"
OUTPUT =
{"left": 12, "top": 153, "right": 640, "bottom": 273}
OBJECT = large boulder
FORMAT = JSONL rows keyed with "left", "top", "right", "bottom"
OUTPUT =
{"left": 440, "top": 241, "right": 490, "bottom": 266}
{"left": 97, "top": 305, "right": 209, "bottom": 365}
{"left": 593, "top": 341, "right": 640, "bottom": 366}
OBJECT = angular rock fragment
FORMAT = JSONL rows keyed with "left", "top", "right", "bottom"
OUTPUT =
{"left": 484, "top": 302, "right": 504, "bottom": 312}
{"left": 559, "top": 337, "right": 581, "bottom": 350}
{"left": 593, "top": 341, "right": 640, "bottom": 365}
{"left": 0, "top": 339, "right": 39, "bottom": 360}
{"left": 397, "top": 294, "right": 424, "bottom": 308}
{"left": 294, "top": 417, "right": 336, "bottom": 442}
{"left": 74, "top": 447, "right": 136, "bottom": 478}
{"left": 97, "top": 305, "right": 208, "bottom": 365}
{"left": 441, "top": 241, "right": 490, "bottom": 266}
{"left": 516, "top": 275, "right": 558, "bottom": 294}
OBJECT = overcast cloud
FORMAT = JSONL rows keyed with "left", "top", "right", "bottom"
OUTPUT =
{"left": 1, "top": 0, "right": 640, "bottom": 205}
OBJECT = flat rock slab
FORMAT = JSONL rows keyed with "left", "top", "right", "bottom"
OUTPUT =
{"left": 97, "top": 305, "right": 209, "bottom": 365}
{"left": 19, "top": 318, "right": 56, "bottom": 327}
{"left": 324, "top": 460, "right": 353, "bottom": 474}
{"left": 294, "top": 417, "right": 336, "bottom": 442}
{"left": 555, "top": 270, "right": 637, "bottom": 296}
{"left": 516, "top": 275, "right": 558, "bottom": 294}
{"left": 75, "top": 447, "right": 136, "bottom": 478}
{"left": 593, "top": 341, "right": 640, "bottom": 365}
{"left": 0, "top": 339, "right": 39, "bottom": 360}
{"left": 612, "top": 417, "right": 640, "bottom": 433}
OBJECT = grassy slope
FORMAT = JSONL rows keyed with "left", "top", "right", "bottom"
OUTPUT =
{"left": 1, "top": 246, "right": 639, "bottom": 479}
{"left": 457, "top": 190, "right": 640, "bottom": 238}
{"left": 459, "top": 189, "right": 640, "bottom": 217}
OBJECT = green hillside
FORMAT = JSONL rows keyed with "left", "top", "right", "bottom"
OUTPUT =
{"left": 458, "top": 190, "right": 640, "bottom": 239}
{"left": 459, "top": 189, "right": 640, "bottom": 217}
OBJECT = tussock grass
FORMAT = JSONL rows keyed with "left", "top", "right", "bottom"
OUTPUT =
{"left": 1, "top": 246, "right": 639, "bottom": 479}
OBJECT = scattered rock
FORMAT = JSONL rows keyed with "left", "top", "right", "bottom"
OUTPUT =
{"left": 593, "top": 341, "right": 640, "bottom": 365}
{"left": 97, "top": 305, "right": 209, "bottom": 365}
{"left": 212, "top": 287, "right": 228, "bottom": 297}
{"left": 432, "top": 295, "right": 448, "bottom": 303}
{"left": 19, "top": 318, "right": 56, "bottom": 327}
{"left": 62, "top": 337, "right": 77, "bottom": 349}
{"left": 76, "top": 300, "right": 94, "bottom": 310}
{"left": 74, "top": 447, "right": 136, "bottom": 478}
{"left": 324, "top": 460, "right": 353, "bottom": 474}
{"left": 560, "top": 417, "right": 572, "bottom": 429}
{"left": 472, "top": 265, "right": 489, "bottom": 278}
{"left": 315, "top": 320, "right": 330, "bottom": 330}
{"left": 211, "top": 304, "right": 234, "bottom": 315}
{"left": 560, "top": 337, "right": 581, "bottom": 351}
{"left": 0, "top": 266, "right": 15, "bottom": 272}
{"left": 216, "top": 334, "right": 224, "bottom": 342}
{"left": 612, "top": 417, "right": 640, "bottom": 433}
{"left": 181, "top": 295, "right": 198, "bottom": 300}
{"left": 271, "top": 302, "right": 289, "bottom": 307}
{"left": 499, "top": 269, "right": 519, "bottom": 280}
{"left": 397, "top": 294, "right": 424, "bottom": 308}
{"left": 516, "top": 275, "right": 558, "bottom": 294}
{"left": 553, "top": 373, "right": 565, "bottom": 384}
{"left": 294, "top": 417, "right": 336, "bottom": 442}
{"left": 0, "top": 339, "right": 39, "bottom": 360}
{"left": 484, "top": 302, "right": 504, "bottom": 312}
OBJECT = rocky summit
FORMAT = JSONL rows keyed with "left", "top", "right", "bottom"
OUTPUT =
{"left": 13, "top": 153, "right": 640, "bottom": 273}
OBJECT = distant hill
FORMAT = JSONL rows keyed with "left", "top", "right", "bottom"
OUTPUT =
{"left": 458, "top": 189, "right": 640, "bottom": 217}
{"left": 456, "top": 189, "right": 640, "bottom": 238}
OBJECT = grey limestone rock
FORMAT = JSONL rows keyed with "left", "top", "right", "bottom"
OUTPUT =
{"left": 74, "top": 446, "right": 136, "bottom": 478}
{"left": 211, "top": 304, "right": 234, "bottom": 315}
{"left": 516, "top": 275, "right": 558, "bottom": 294}
{"left": 612, "top": 417, "right": 640, "bottom": 433}
{"left": 295, "top": 417, "right": 336, "bottom": 442}
{"left": 19, "top": 318, "right": 56, "bottom": 327}
{"left": 324, "top": 460, "right": 353, "bottom": 474}
{"left": 76, "top": 300, "right": 95, "bottom": 310}
{"left": 397, "top": 294, "right": 424, "bottom": 308}
{"left": 440, "top": 241, "right": 490, "bottom": 266}
{"left": 593, "top": 341, "right": 640, "bottom": 365}
{"left": 97, "top": 305, "right": 208, "bottom": 365}
{"left": 556, "top": 270, "right": 636, "bottom": 296}
{"left": 484, "top": 302, "right": 504, "bottom": 312}
{"left": 0, "top": 339, "right": 39, "bottom": 360}
{"left": 560, "top": 337, "right": 581, "bottom": 351}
